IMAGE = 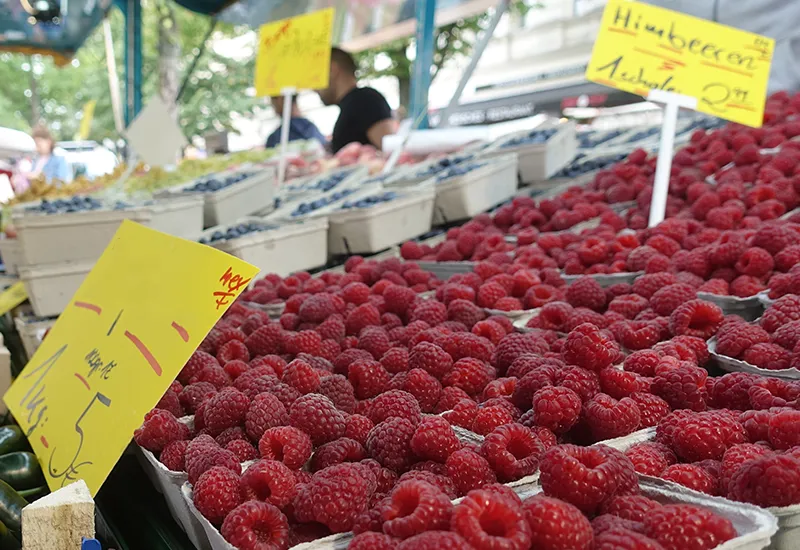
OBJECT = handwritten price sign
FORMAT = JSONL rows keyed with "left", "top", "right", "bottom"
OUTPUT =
{"left": 3, "top": 221, "right": 258, "bottom": 495}
{"left": 254, "top": 8, "right": 334, "bottom": 97}
{"left": 586, "top": 0, "right": 774, "bottom": 127}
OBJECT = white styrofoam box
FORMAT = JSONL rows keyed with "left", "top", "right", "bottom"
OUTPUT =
{"left": 561, "top": 271, "right": 644, "bottom": 288}
{"left": 146, "top": 195, "right": 205, "bottom": 240}
{"left": 486, "top": 121, "right": 578, "bottom": 183}
{"left": 18, "top": 260, "right": 93, "bottom": 317}
{"left": 13, "top": 207, "right": 152, "bottom": 266}
{"left": 416, "top": 260, "right": 476, "bottom": 281}
{"left": 697, "top": 292, "right": 765, "bottom": 322}
{"left": 327, "top": 188, "right": 436, "bottom": 256}
{"left": 708, "top": 337, "right": 800, "bottom": 380}
{"left": 205, "top": 217, "right": 329, "bottom": 278}
{"left": 13, "top": 314, "right": 56, "bottom": 359}
{"left": 432, "top": 154, "right": 519, "bottom": 225}
{"left": 268, "top": 166, "right": 372, "bottom": 222}
{"left": 0, "top": 238, "right": 21, "bottom": 275}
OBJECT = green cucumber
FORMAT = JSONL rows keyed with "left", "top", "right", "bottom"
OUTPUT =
{"left": 0, "top": 520, "right": 19, "bottom": 550}
{"left": 0, "top": 479, "right": 26, "bottom": 540}
{"left": 0, "top": 453, "right": 43, "bottom": 491}
{"left": 0, "top": 428, "right": 27, "bottom": 457}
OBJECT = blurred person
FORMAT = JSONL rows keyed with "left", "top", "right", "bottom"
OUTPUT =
{"left": 26, "top": 125, "right": 72, "bottom": 185}
{"left": 643, "top": 0, "right": 800, "bottom": 93}
{"left": 266, "top": 94, "right": 327, "bottom": 148}
{"left": 317, "top": 47, "right": 396, "bottom": 153}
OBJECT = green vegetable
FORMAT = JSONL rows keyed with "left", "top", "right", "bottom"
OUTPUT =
{"left": 0, "top": 479, "right": 26, "bottom": 540}
{"left": 16, "top": 486, "right": 47, "bottom": 501}
{"left": 0, "top": 428, "right": 27, "bottom": 457}
{"left": 0, "top": 453, "right": 43, "bottom": 491}
{"left": 0, "top": 519, "right": 20, "bottom": 550}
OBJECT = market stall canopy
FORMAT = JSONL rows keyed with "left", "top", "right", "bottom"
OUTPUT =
{"left": 212, "top": 0, "right": 499, "bottom": 51}
{"left": 0, "top": 0, "right": 113, "bottom": 64}
{"left": 0, "top": 127, "right": 35, "bottom": 158}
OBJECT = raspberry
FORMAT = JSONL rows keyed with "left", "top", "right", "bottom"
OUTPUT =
{"left": 217, "top": 339, "right": 250, "bottom": 365}
{"left": 297, "top": 293, "right": 336, "bottom": 323}
{"left": 494, "top": 333, "right": 551, "bottom": 376}
{"left": 661, "top": 464, "right": 717, "bottom": 495}
{"left": 239, "top": 459, "right": 297, "bottom": 508}
{"left": 409, "top": 300, "right": 448, "bottom": 326}
{"left": 315, "top": 375, "right": 355, "bottom": 414}
{"left": 482, "top": 377, "right": 517, "bottom": 402}
{"left": 523, "top": 495, "right": 593, "bottom": 550}
{"left": 346, "top": 303, "right": 383, "bottom": 336}
{"left": 671, "top": 411, "right": 747, "bottom": 462}
{"left": 743, "top": 343, "right": 791, "bottom": 370}
{"left": 309, "top": 438, "right": 366, "bottom": 472}
{"left": 442, "top": 358, "right": 495, "bottom": 396}
{"left": 350, "top": 532, "right": 398, "bottom": 550}
{"left": 396, "top": 369, "right": 441, "bottom": 413}
{"left": 493, "top": 297, "right": 524, "bottom": 311}
{"left": 438, "top": 332, "right": 494, "bottom": 363}
{"left": 540, "top": 444, "right": 637, "bottom": 514}
{"left": 446, "top": 449, "right": 496, "bottom": 495}
{"left": 178, "top": 382, "right": 217, "bottom": 414}
{"left": 600, "top": 494, "right": 662, "bottom": 523}
{"left": 280, "top": 359, "right": 319, "bottom": 395}
{"left": 652, "top": 363, "right": 708, "bottom": 411}
{"left": 409, "top": 342, "right": 453, "bottom": 380}
{"left": 668, "top": 299, "right": 723, "bottom": 339}
{"left": 633, "top": 272, "right": 679, "bottom": 300}
{"left": 728, "top": 453, "right": 800, "bottom": 506}
{"left": 481, "top": 423, "right": 544, "bottom": 482}
{"left": 245, "top": 324, "right": 285, "bottom": 357}
{"left": 748, "top": 378, "right": 800, "bottom": 409}
{"left": 555, "top": 365, "right": 602, "bottom": 403}
{"left": 349, "top": 360, "right": 392, "bottom": 399}
{"left": 600, "top": 367, "right": 650, "bottom": 399}
{"left": 769, "top": 409, "right": 800, "bottom": 449}
{"left": 381, "top": 480, "right": 453, "bottom": 539}
{"left": 241, "top": 392, "right": 286, "bottom": 442}
{"left": 623, "top": 350, "right": 661, "bottom": 377}
{"left": 649, "top": 284, "right": 696, "bottom": 317}
{"left": 289, "top": 394, "right": 346, "bottom": 445}
{"left": 397, "top": 470, "right": 456, "bottom": 499}
{"left": 608, "top": 294, "right": 650, "bottom": 320}
{"left": 629, "top": 393, "right": 670, "bottom": 428}
{"left": 530, "top": 386, "right": 582, "bottom": 435}
{"left": 735, "top": 247, "right": 774, "bottom": 278}
{"left": 471, "top": 404, "right": 514, "bottom": 436}
{"left": 643, "top": 504, "right": 735, "bottom": 550}
{"left": 159, "top": 439, "right": 189, "bottom": 471}
{"left": 761, "top": 294, "right": 800, "bottom": 333}
{"left": 185, "top": 438, "right": 242, "bottom": 484}
{"left": 409, "top": 416, "right": 460, "bottom": 463}
{"left": 585, "top": 393, "right": 641, "bottom": 441}
{"left": 451, "top": 489, "right": 532, "bottom": 550}
{"left": 441, "top": 399, "right": 479, "bottom": 430}
{"left": 477, "top": 282, "right": 508, "bottom": 308}
{"left": 397, "top": 531, "right": 470, "bottom": 550}
{"left": 593, "top": 529, "right": 664, "bottom": 550}
{"left": 720, "top": 444, "right": 773, "bottom": 492}
{"left": 221, "top": 501, "right": 289, "bottom": 550}
{"left": 368, "top": 390, "right": 422, "bottom": 425}
{"left": 562, "top": 323, "right": 618, "bottom": 372}
{"left": 134, "top": 409, "right": 190, "bottom": 453}
{"left": 293, "top": 463, "right": 375, "bottom": 532}
{"left": 716, "top": 322, "right": 770, "bottom": 358}
{"left": 179, "top": 350, "right": 221, "bottom": 384}
{"left": 446, "top": 300, "right": 485, "bottom": 330}
{"left": 190, "top": 364, "right": 232, "bottom": 389}
{"left": 193, "top": 466, "right": 242, "bottom": 525}
{"left": 367, "top": 417, "right": 416, "bottom": 472}
{"left": 226, "top": 439, "right": 258, "bottom": 462}
{"left": 565, "top": 276, "right": 607, "bottom": 311}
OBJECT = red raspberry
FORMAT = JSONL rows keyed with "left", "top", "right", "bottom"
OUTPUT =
{"left": 397, "top": 470, "right": 456, "bottom": 499}
{"left": 530, "top": 386, "right": 582, "bottom": 435}
{"left": 397, "top": 531, "right": 470, "bottom": 550}
{"left": 481, "top": 423, "right": 544, "bottom": 482}
{"left": 193, "top": 466, "right": 242, "bottom": 525}
{"left": 555, "top": 365, "right": 602, "bottom": 403}
{"left": 471, "top": 404, "right": 514, "bottom": 436}
{"left": 159, "top": 440, "right": 189, "bottom": 471}
{"left": 671, "top": 411, "right": 747, "bottom": 461}
{"left": 451, "top": 489, "right": 532, "bottom": 550}
{"left": 368, "top": 389, "right": 422, "bottom": 425}
{"left": 395, "top": 368, "right": 441, "bottom": 413}
{"left": 243, "top": 392, "right": 287, "bottom": 442}
{"left": 730, "top": 275, "right": 766, "bottom": 297}
{"left": 482, "top": 377, "right": 517, "bottom": 402}
{"left": 221, "top": 501, "right": 289, "bottom": 550}
{"left": 720, "top": 444, "right": 773, "bottom": 492}
{"left": 743, "top": 343, "right": 791, "bottom": 370}
{"left": 349, "top": 360, "right": 392, "bottom": 399}
{"left": 669, "top": 300, "right": 723, "bottom": 339}
{"left": 523, "top": 495, "right": 593, "bottom": 550}
{"left": 178, "top": 382, "right": 217, "bottom": 414}
{"left": 342, "top": 415, "right": 372, "bottom": 447}
{"left": 185, "top": 435, "right": 242, "bottom": 484}
{"left": 608, "top": 294, "right": 650, "bottom": 320}
{"left": 593, "top": 529, "right": 664, "bottom": 550}
{"left": 367, "top": 417, "right": 416, "bottom": 472}
{"left": 409, "top": 416, "right": 460, "bottom": 463}
{"left": 134, "top": 409, "right": 190, "bottom": 453}
{"left": 540, "top": 444, "right": 637, "bottom": 514}
{"left": 281, "top": 359, "right": 321, "bottom": 395}
{"left": 342, "top": 282, "right": 371, "bottom": 305}
{"left": 346, "top": 303, "right": 383, "bottom": 336}
{"left": 761, "top": 294, "right": 800, "bottom": 333}
{"left": 446, "top": 449, "right": 496, "bottom": 495}
{"left": 661, "top": 464, "right": 717, "bottom": 495}
{"left": 652, "top": 363, "right": 708, "bottom": 411}
{"left": 533, "top": 301, "right": 574, "bottom": 331}
{"left": 179, "top": 350, "right": 221, "bottom": 384}
{"left": 155, "top": 388, "right": 184, "bottom": 419}
{"left": 217, "top": 339, "right": 251, "bottom": 364}
{"left": 600, "top": 367, "right": 650, "bottom": 399}
{"left": 258, "top": 426, "right": 312, "bottom": 470}
{"left": 643, "top": 504, "right": 735, "bottom": 550}
{"left": 289, "top": 394, "right": 346, "bottom": 445}
{"left": 350, "top": 532, "right": 398, "bottom": 550}
{"left": 769, "top": 409, "right": 800, "bottom": 449}
{"left": 225, "top": 439, "right": 257, "bottom": 462}
{"left": 600, "top": 494, "right": 662, "bottom": 523}
{"left": 442, "top": 357, "right": 495, "bottom": 396}
{"left": 381, "top": 480, "right": 453, "bottom": 539}
{"left": 447, "top": 299, "right": 486, "bottom": 329}
{"left": 728, "top": 453, "right": 800, "bottom": 506}
{"left": 472, "top": 320, "right": 507, "bottom": 345}
{"left": 748, "top": 378, "right": 800, "bottom": 409}
{"left": 735, "top": 247, "right": 774, "bottom": 277}
{"left": 293, "top": 463, "right": 375, "bottom": 532}
{"left": 584, "top": 393, "right": 641, "bottom": 441}
{"left": 239, "top": 459, "right": 297, "bottom": 508}
{"left": 310, "top": 437, "right": 367, "bottom": 472}
{"left": 316, "top": 374, "right": 356, "bottom": 414}
{"left": 380, "top": 348, "right": 409, "bottom": 375}
{"left": 190, "top": 364, "right": 232, "bottom": 389}
{"left": 716, "top": 322, "right": 770, "bottom": 358}
{"left": 477, "top": 282, "right": 508, "bottom": 308}
{"left": 409, "top": 342, "right": 453, "bottom": 380}
{"left": 441, "top": 399, "right": 479, "bottom": 430}
{"left": 409, "top": 300, "right": 448, "bottom": 326}
{"left": 625, "top": 444, "right": 671, "bottom": 476}
{"left": 562, "top": 323, "right": 618, "bottom": 372}
{"left": 613, "top": 320, "right": 662, "bottom": 351}
{"left": 649, "top": 284, "right": 696, "bottom": 317}
{"left": 565, "top": 276, "right": 607, "bottom": 311}
{"left": 297, "top": 293, "right": 336, "bottom": 322}
{"left": 623, "top": 350, "right": 661, "bottom": 377}
{"left": 633, "top": 272, "right": 679, "bottom": 300}
{"left": 244, "top": 324, "right": 285, "bottom": 357}
{"left": 359, "top": 327, "right": 392, "bottom": 360}
{"left": 629, "top": 393, "right": 670, "bottom": 428}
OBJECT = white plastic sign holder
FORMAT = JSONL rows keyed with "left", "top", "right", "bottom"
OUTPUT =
{"left": 277, "top": 86, "right": 297, "bottom": 187}
{"left": 647, "top": 89, "right": 698, "bottom": 227}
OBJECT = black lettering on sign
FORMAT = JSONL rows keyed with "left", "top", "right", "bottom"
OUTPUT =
{"left": 18, "top": 345, "right": 66, "bottom": 437}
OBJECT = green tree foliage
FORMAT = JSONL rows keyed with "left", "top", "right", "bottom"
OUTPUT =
{"left": 0, "top": 1, "right": 257, "bottom": 141}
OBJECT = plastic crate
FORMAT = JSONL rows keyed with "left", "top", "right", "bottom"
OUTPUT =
{"left": 327, "top": 188, "right": 435, "bottom": 256}
{"left": 18, "top": 260, "right": 93, "bottom": 317}
{"left": 486, "top": 121, "right": 578, "bottom": 183}
{"left": 0, "top": 238, "right": 21, "bottom": 275}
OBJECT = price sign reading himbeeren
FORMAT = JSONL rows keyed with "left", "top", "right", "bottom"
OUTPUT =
{"left": 3, "top": 221, "right": 258, "bottom": 495}
{"left": 586, "top": 0, "right": 774, "bottom": 127}
{"left": 254, "top": 8, "right": 334, "bottom": 97}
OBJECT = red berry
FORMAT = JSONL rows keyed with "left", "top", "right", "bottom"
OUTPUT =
{"left": 446, "top": 449, "right": 496, "bottom": 495}
{"left": 728, "top": 453, "right": 800, "bottom": 506}
{"left": 159, "top": 440, "right": 189, "bottom": 471}
{"left": 669, "top": 300, "right": 723, "bottom": 339}
{"left": 652, "top": 364, "right": 708, "bottom": 411}
{"left": 671, "top": 411, "right": 747, "bottom": 462}
{"left": 451, "top": 489, "right": 532, "bottom": 550}
{"left": 409, "top": 342, "right": 453, "bottom": 380}
{"left": 566, "top": 276, "right": 607, "bottom": 311}
{"left": 629, "top": 392, "right": 670, "bottom": 428}
{"left": 221, "top": 501, "right": 289, "bottom": 549}
{"left": 293, "top": 463, "right": 375, "bottom": 532}
{"left": 584, "top": 393, "right": 642, "bottom": 441}
{"left": 481, "top": 423, "right": 544, "bottom": 482}
{"left": 396, "top": 531, "right": 470, "bottom": 550}
{"left": 382, "top": 480, "right": 453, "bottom": 539}
{"left": 289, "top": 394, "right": 346, "bottom": 445}
{"left": 662, "top": 464, "right": 717, "bottom": 495}
{"left": 562, "top": 323, "right": 619, "bottom": 372}
{"left": 523, "top": 495, "right": 593, "bottom": 550}
{"left": 531, "top": 386, "right": 582, "bottom": 435}
{"left": 593, "top": 528, "right": 664, "bottom": 550}
{"left": 349, "top": 360, "right": 392, "bottom": 400}
{"left": 410, "top": 416, "right": 460, "bottom": 463}
{"left": 239, "top": 459, "right": 297, "bottom": 508}
{"left": 193, "top": 466, "right": 242, "bottom": 525}
{"left": 367, "top": 417, "right": 416, "bottom": 472}
{"left": 134, "top": 409, "right": 190, "bottom": 453}
{"left": 643, "top": 504, "right": 735, "bottom": 550}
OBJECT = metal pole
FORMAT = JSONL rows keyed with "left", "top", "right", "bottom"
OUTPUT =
{"left": 438, "top": 0, "right": 509, "bottom": 128}
{"left": 176, "top": 18, "right": 218, "bottom": 103}
{"left": 123, "top": 0, "right": 142, "bottom": 127}
{"left": 409, "top": 0, "right": 436, "bottom": 130}
{"left": 103, "top": 17, "right": 125, "bottom": 135}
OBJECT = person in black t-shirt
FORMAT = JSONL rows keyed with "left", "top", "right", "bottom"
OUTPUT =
{"left": 318, "top": 47, "right": 396, "bottom": 154}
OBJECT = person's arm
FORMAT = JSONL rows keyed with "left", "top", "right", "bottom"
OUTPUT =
{"left": 366, "top": 119, "right": 397, "bottom": 151}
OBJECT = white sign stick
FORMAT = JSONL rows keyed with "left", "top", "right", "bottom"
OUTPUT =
{"left": 647, "top": 89, "right": 698, "bottom": 228}
{"left": 277, "top": 87, "right": 297, "bottom": 187}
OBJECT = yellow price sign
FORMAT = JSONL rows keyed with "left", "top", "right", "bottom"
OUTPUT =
{"left": 3, "top": 221, "right": 258, "bottom": 495}
{"left": 254, "top": 8, "right": 334, "bottom": 97}
{"left": 0, "top": 282, "right": 27, "bottom": 317}
{"left": 586, "top": 0, "right": 774, "bottom": 127}
{"left": 78, "top": 100, "right": 96, "bottom": 141}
